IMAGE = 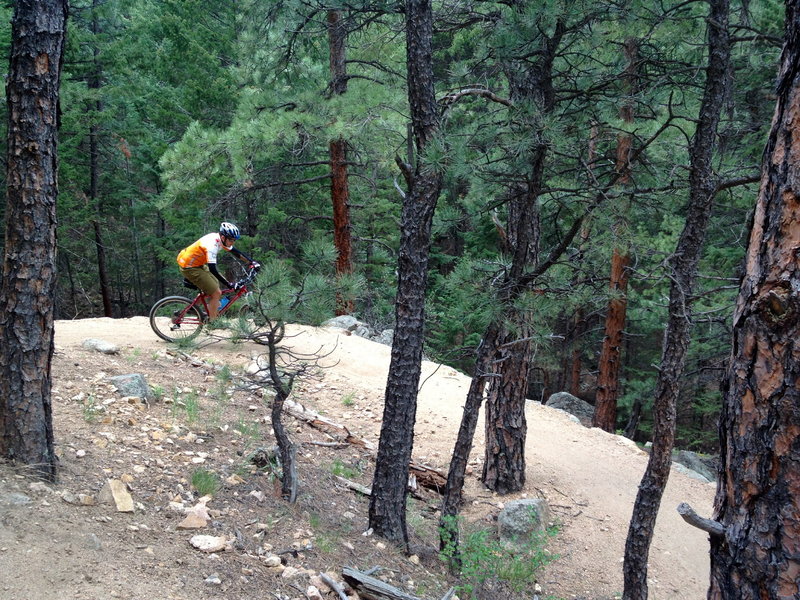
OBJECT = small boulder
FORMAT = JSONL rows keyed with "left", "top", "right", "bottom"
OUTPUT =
{"left": 498, "top": 498, "right": 550, "bottom": 544}
{"left": 98, "top": 479, "right": 134, "bottom": 513}
{"left": 189, "top": 535, "right": 229, "bottom": 553}
{"left": 322, "top": 315, "right": 360, "bottom": 331}
{"left": 545, "top": 392, "right": 595, "bottom": 426}
{"left": 372, "top": 329, "right": 394, "bottom": 346}
{"left": 108, "top": 374, "right": 152, "bottom": 402}
{"left": 672, "top": 450, "right": 717, "bottom": 482}
{"left": 82, "top": 338, "right": 120, "bottom": 355}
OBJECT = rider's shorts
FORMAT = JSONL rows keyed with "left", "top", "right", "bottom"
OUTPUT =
{"left": 180, "top": 265, "right": 219, "bottom": 295}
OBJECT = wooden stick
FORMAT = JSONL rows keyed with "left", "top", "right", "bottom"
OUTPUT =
{"left": 342, "top": 566, "right": 423, "bottom": 600}
{"left": 336, "top": 475, "right": 372, "bottom": 496}
{"left": 320, "top": 572, "right": 349, "bottom": 600}
{"left": 677, "top": 502, "right": 725, "bottom": 538}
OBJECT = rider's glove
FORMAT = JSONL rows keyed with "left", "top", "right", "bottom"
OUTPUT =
{"left": 250, "top": 262, "right": 261, "bottom": 271}
{"left": 233, "top": 281, "right": 244, "bottom": 291}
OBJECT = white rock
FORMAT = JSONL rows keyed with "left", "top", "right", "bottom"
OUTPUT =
{"left": 262, "top": 554, "right": 282, "bottom": 567}
{"left": 189, "top": 535, "right": 228, "bottom": 553}
{"left": 306, "top": 585, "right": 324, "bottom": 600}
{"left": 281, "top": 566, "right": 300, "bottom": 579}
{"left": 98, "top": 479, "right": 134, "bottom": 513}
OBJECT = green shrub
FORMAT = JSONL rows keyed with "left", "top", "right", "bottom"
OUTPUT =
{"left": 191, "top": 469, "right": 221, "bottom": 497}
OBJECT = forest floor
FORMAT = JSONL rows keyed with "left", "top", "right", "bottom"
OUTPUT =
{"left": 0, "top": 317, "right": 715, "bottom": 600}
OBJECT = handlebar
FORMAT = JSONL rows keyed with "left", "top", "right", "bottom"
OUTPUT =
{"left": 232, "top": 263, "right": 260, "bottom": 290}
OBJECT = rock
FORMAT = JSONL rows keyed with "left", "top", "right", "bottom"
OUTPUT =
{"left": 98, "top": 479, "right": 134, "bottom": 513}
{"left": 189, "top": 535, "right": 229, "bottom": 553}
{"left": 545, "top": 392, "right": 595, "bottom": 426}
{"left": 322, "top": 315, "right": 360, "bottom": 331}
{"left": 306, "top": 585, "right": 324, "bottom": 600}
{"left": 672, "top": 462, "right": 711, "bottom": 483}
{"left": 0, "top": 492, "right": 32, "bottom": 506}
{"left": 373, "top": 329, "right": 394, "bottom": 346}
{"left": 498, "top": 498, "right": 550, "bottom": 544}
{"left": 204, "top": 573, "right": 222, "bottom": 585}
{"left": 28, "top": 482, "right": 53, "bottom": 494}
{"left": 262, "top": 554, "right": 282, "bottom": 567}
{"left": 672, "top": 450, "right": 717, "bottom": 482}
{"left": 178, "top": 512, "right": 209, "bottom": 530}
{"left": 281, "top": 566, "right": 300, "bottom": 579}
{"left": 107, "top": 374, "right": 152, "bottom": 401}
{"left": 353, "top": 324, "right": 375, "bottom": 339}
{"left": 82, "top": 338, "right": 120, "bottom": 355}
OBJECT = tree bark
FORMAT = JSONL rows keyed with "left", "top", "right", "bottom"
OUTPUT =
{"left": 89, "top": 0, "right": 112, "bottom": 318}
{"left": 622, "top": 1, "right": 730, "bottom": 597}
{"left": 594, "top": 38, "right": 637, "bottom": 432}
{"left": 593, "top": 246, "right": 631, "bottom": 431}
{"left": 482, "top": 319, "right": 532, "bottom": 493}
{"left": 0, "top": 0, "right": 68, "bottom": 481}
{"left": 709, "top": 2, "right": 800, "bottom": 596}
{"left": 369, "top": 0, "right": 442, "bottom": 548}
{"left": 328, "top": 9, "right": 355, "bottom": 316}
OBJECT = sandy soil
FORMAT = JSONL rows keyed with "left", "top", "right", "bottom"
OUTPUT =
{"left": 0, "top": 317, "right": 716, "bottom": 600}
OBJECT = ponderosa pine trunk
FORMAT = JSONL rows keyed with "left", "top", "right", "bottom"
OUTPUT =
{"left": 368, "top": 0, "right": 442, "bottom": 548}
{"left": 0, "top": 0, "right": 68, "bottom": 481}
{"left": 709, "top": 2, "right": 800, "bottom": 595}
{"left": 594, "top": 38, "right": 637, "bottom": 432}
{"left": 479, "top": 14, "right": 563, "bottom": 494}
{"left": 482, "top": 318, "right": 533, "bottom": 493}
{"left": 328, "top": 9, "right": 354, "bottom": 316}
{"left": 622, "top": 1, "right": 730, "bottom": 597}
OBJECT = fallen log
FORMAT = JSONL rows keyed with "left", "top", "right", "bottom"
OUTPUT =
{"left": 342, "top": 566, "right": 424, "bottom": 600}
{"left": 285, "top": 399, "right": 448, "bottom": 494}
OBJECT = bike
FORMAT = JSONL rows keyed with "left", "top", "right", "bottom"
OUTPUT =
{"left": 149, "top": 265, "right": 282, "bottom": 344}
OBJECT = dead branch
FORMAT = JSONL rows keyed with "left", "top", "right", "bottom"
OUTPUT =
{"left": 677, "top": 502, "right": 725, "bottom": 538}
{"left": 342, "top": 566, "right": 424, "bottom": 600}
{"left": 320, "top": 572, "right": 349, "bottom": 600}
{"left": 285, "top": 399, "right": 448, "bottom": 494}
{"left": 336, "top": 475, "right": 372, "bottom": 496}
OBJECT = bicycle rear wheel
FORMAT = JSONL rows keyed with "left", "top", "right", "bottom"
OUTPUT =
{"left": 149, "top": 296, "right": 204, "bottom": 342}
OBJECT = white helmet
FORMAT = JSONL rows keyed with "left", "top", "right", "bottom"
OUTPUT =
{"left": 219, "top": 222, "right": 240, "bottom": 240}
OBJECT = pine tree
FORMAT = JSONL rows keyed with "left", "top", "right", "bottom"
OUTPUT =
{"left": 0, "top": 0, "right": 68, "bottom": 480}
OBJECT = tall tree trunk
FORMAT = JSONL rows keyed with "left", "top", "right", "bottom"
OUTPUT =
{"left": 594, "top": 38, "right": 638, "bottom": 432}
{"left": 328, "top": 10, "right": 354, "bottom": 315}
{"left": 482, "top": 318, "right": 533, "bottom": 493}
{"left": 594, "top": 246, "right": 631, "bottom": 430}
{"left": 622, "top": 1, "right": 730, "bottom": 597}
{"left": 710, "top": 3, "right": 800, "bottom": 595}
{"left": 441, "top": 18, "right": 565, "bottom": 554}
{"left": 0, "top": 0, "right": 68, "bottom": 481}
{"left": 89, "top": 0, "right": 112, "bottom": 317}
{"left": 368, "top": 0, "right": 442, "bottom": 548}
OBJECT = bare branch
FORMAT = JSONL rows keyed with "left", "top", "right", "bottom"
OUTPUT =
{"left": 438, "top": 86, "right": 513, "bottom": 108}
{"left": 677, "top": 502, "right": 725, "bottom": 538}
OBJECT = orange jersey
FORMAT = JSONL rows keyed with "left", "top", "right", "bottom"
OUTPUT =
{"left": 177, "top": 233, "right": 232, "bottom": 268}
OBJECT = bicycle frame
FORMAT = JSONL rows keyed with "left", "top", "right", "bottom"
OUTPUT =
{"left": 174, "top": 267, "right": 259, "bottom": 322}
{"left": 192, "top": 283, "right": 251, "bottom": 318}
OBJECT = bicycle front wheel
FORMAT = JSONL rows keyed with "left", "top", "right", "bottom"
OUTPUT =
{"left": 149, "top": 296, "right": 204, "bottom": 342}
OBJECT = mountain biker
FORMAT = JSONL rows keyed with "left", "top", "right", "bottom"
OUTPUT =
{"left": 176, "top": 222, "right": 259, "bottom": 320}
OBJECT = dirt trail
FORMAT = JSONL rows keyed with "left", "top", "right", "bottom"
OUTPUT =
{"left": 36, "top": 317, "right": 715, "bottom": 598}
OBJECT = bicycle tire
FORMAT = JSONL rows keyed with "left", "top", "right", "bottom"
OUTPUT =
{"left": 149, "top": 296, "right": 204, "bottom": 342}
